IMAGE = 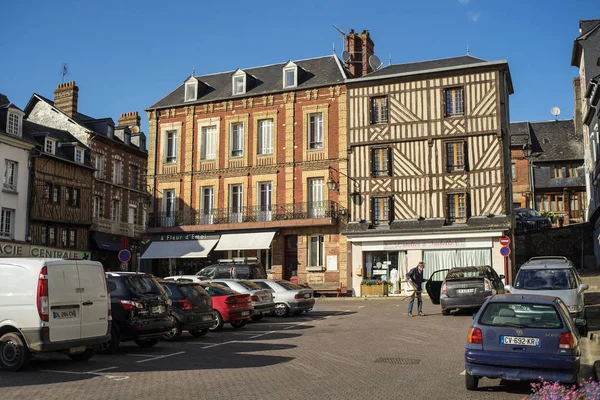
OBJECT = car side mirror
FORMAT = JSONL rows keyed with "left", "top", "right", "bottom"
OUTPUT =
{"left": 499, "top": 274, "right": 505, "bottom": 280}
{"left": 578, "top": 284, "right": 589, "bottom": 293}
{"left": 575, "top": 318, "right": 587, "bottom": 327}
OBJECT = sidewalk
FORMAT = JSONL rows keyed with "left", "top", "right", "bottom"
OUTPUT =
{"left": 580, "top": 272, "right": 600, "bottom": 380}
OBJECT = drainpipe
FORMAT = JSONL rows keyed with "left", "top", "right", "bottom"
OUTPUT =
{"left": 529, "top": 160, "right": 535, "bottom": 209}
{"left": 153, "top": 110, "right": 159, "bottom": 214}
{"left": 25, "top": 150, "right": 35, "bottom": 243}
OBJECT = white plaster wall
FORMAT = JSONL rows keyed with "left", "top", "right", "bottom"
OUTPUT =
{"left": 0, "top": 142, "right": 30, "bottom": 241}
{"left": 27, "top": 102, "right": 89, "bottom": 144}
{"left": 351, "top": 242, "right": 363, "bottom": 295}
{"left": 491, "top": 237, "right": 508, "bottom": 283}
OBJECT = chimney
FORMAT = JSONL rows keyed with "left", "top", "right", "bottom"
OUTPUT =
{"left": 573, "top": 77, "right": 583, "bottom": 133}
{"left": 345, "top": 29, "right": 375, "bottom": 78}
{"left": 53, "top": 81, "right": 79, "bottom": 118}
{"left": 118, "top": 111, "right": 141, "bottom": 130}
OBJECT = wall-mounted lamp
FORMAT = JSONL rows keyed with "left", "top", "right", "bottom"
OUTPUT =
{"left": 522, "top": 143, "right": 532, "bottom": 158}
{"left": 327, "top": 166, "right": 361, "bottom": 201}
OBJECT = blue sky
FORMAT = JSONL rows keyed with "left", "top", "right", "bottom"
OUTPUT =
{"left": 1, "top": 0, "right": 596, "bottom": 135}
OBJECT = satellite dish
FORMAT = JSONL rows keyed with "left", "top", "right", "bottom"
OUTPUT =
{"left": 369, "top": 55, "right": 383, "bottom": 71}
{"left": 341, "top": 50, "right": 351, "bottom": 63}
{"left": 550, "top": 106, "right": 560, "bottom": 120}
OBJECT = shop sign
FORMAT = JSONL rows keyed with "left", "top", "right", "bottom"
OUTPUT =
{"left": 159, "top": 233, "right": 209, "bottom": 241}
{"left": 0, "top": 240, "right": 90, "bottom": 259}
{"left": 375, "top": 238, "right": 492, "bottom": 251}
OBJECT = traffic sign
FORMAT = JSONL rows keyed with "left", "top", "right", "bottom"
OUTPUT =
{"left": 120, "top": 236, "right": 129, "bottom": 249}
{"left": 500, "top": 246, "right": 511, "bottom": 257}
{"left": 118, "top": 249, "right": 131, "bottom": 263}
{"left": 500, "top": 236, "right": 511, "bottom": 247}
{"left": 120, "top": 262, "right": 128, "bottom": 272}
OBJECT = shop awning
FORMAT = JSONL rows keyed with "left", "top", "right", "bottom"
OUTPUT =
{"left": 214, "top": 231, "right": 276, "bottom": 251}
{"left": 90, "top": 232, "right": 122, "bottom": 252}
{"left": 140, "top": 239, "right": 219, "bottom": 259}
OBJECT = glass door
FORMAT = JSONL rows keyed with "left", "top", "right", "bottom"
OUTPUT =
{"left": 229, "top": 184, "right": 243, "bottom": 223}
{"left": 201, "top": 187, "right": 214, "bottom": 224}
{"left": 258, "top": 182, "right": 272, "bottom": 221}
{"left": 308, "top": 178, "right": 324, "bottom": 218}
{"left": 164, "top": 190, "right": 176, "bottom": 227}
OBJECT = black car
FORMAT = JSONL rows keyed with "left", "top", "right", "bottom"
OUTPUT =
{"left": 514, "top": 207, "right": 552, "bottom": 232}
{"left": 159, "top": 281, "right": 216, "bottom": 341}
{"left": 98, "top": 272, "right": 175, "bottom": 354}
{"left": 197, "top": 261, "right": 267, "bottom": 280}
{"left": 425, "top": 266, "right": 505, "bottom": 315}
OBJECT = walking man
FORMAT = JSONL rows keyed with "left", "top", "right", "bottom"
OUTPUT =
{"left": 406, "top": 261, "right": 425, "bottom": 317}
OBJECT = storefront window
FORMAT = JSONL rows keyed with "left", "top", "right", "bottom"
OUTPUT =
{"left": 363, "top": 251, "right": 404, "bottom": 293}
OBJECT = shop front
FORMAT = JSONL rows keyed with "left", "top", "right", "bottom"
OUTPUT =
{"left": 0, "top": 240, "right": 91, "bottom": 260}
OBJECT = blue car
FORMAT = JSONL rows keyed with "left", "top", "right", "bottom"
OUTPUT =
{"left": 465, "top": 294, "right": 582, "bottom": 391}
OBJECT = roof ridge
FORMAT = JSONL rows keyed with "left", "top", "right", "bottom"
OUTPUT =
{"left": 386, "top": 54, "right": 487, "bottom": 67}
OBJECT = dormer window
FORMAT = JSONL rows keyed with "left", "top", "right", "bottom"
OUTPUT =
{"left": 125, "top": 133, "right": 130, "bottom": 145}
{"left": 6, "top": 112, "right": 21, "bottom": 136}
{"left": 75, "top": 148, "right": 84, "bottom": 164}
{"left": 232, "top": 70, "right": 246, "bottom": 95}
{"left": 282, "top": 62, "right": 298, "bottom": 88}
{"left": 185, "top": 78, "right": 198, "bottom": 102}
{"left": 107, "top": 125, "right": 113, "bottom": 138}
{"left": 44, "top": 138, "right": 56, "bottom": 155}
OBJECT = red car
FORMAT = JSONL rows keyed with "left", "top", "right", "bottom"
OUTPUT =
{"left": 199, "top": 282, "right": 253, "bottom": 331}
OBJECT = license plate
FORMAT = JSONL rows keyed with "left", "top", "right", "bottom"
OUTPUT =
{"left": 151, "top": 306, "right": 165, "bottom": 314}
{"left": 241, "top": 311, "right": 250, "bottom": 316}
{"left": 202, "top": 315, "right": 213, "bottom": 321}
{"left": 500, "top": 336, "right": 540, "bottom": 346}
{"left": 304, "top": 293, "right": 311, "bottom": 298}
{"left": 53, "top": 310, "right": 77, "bottom": 319}
{"left": 457, "top": 289, "right": 475, "bottom": 294}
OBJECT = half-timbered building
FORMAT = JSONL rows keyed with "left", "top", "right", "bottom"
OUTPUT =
{"left": 342, "top": 41, "right": 514, "bottom": 294}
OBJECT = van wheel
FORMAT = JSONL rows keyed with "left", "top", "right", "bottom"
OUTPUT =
{"left": 0, "top": 332, "right": 31, "bottom": 371}
{"left": 465, "top": 372, "right": 479, "bottom": 391}
{"left": 251, "top": 314, "right": 264, "bottom": 321}
{"left": 209, "top": 312, "right": 224, "bottom": 332}
{"left": 162, "top": 322, "right": 182, "bottom": 341}
{"left": 96, "top": 327, "right": 120, "bottom": 355}
{"left": 189, "top": 329, "right": 209, "bottom": 338}
{"left": 68, "top": 348, "right": 95, "bottom": 362}
{"left": 135, "top": 339, "right": 159, "bottom": 348}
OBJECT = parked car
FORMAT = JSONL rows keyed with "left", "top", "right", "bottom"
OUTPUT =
{"left": 251, "top": 279, "right": 315, "bottom": 317}
{"left": 164, "top": 275, "right": 205, "bottom": 283}
{"left": 205, "top": 279, "right": 275, "bottom": 321}
{"left": 0, "top": 259, "right": 110, "bottom": 371}
{"left": 505, "top": 256, "right": 588, "bottom": 335}
{"left": 98, "top": 272, "right": 175, "bottom": 353}
{"left": 198, "top": 283, "right": 253, "bottom": 331}
{"left": 197, "top": 260, "right": 267, "bottom": 280}
{"left": 158, "top": 281, "right": 215, "bottom": 340}
{"left": 465, "top": 294, "right": 582, "bottom": 390}
{"left": 515, "top": 208, "right": 552, "bottom": 232}
{"left": 425, "top": 266, "right": 505, "bottom": 315}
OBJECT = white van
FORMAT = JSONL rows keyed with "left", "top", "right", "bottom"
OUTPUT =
{"left": 0, "top": 258, "right": 111, "bottom": 371}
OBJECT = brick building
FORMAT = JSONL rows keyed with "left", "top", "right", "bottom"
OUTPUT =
{"left": 144, "top": 55, "right": 350, "bottom": 292}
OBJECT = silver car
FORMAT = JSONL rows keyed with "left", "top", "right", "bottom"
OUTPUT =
{"left": 504, "top": 256, "right": 589, "bottom": 335}
{"left": 206, "top": 279, "right": 275, "bottom": 321}
{"left": 252, "top": 279, "right": 315, "bottom": 317}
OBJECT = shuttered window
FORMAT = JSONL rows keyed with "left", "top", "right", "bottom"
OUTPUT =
{"left": 446, "top": 142, "right": 465, "bottom": 172}
{"left": 372, "top": 147, "right": 391, "bottom": 177}
{"left": 447, "top": 193, "right": 467, "bottom": 223}
{"left": 445, "top": 88, "right": 464, "bottom": 117}
{"left": 371, "top": 97, "right": 388, "bottom": 124}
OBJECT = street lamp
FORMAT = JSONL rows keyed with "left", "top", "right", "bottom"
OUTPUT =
{"left": 327, "top": 166, "right": 361, "bottom": 202}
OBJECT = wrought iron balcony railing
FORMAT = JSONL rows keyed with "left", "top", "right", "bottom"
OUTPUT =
{"left": 147, "top": 201, "right": 343, "bottom": 228}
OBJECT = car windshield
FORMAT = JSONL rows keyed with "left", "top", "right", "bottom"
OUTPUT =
{"left": 479, "top": 302, "right": 564, "bottom": 329}
{"left": 515, "top": 269, "right": 577, "bottom": 290}
{"left": 276, "top": 281, "right": 302, "bottom": 290}
{"left": 197, "top": 267, "right": 215, "bottom": 278}
{"left": 239, "top": 280, "right": 262, "bottom": 291}
{"left": 126, "top": 276, "right": 166, "bottom": 297}
{"left": 446, "top": 267, "right": 486, "bottom": 280}
{"left": 179, "top": 284, "right": 209, "bottom": 299}
{"left": 517, "top": 209, "right": 542, "bottom": 218}
{"left": 201, "top": 283, "right": 237, "bottom": 296}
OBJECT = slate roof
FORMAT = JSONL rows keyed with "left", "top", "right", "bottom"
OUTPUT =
{"left": 509, "top": 122, "right": 531, "bottom": 146}
{"left": 529, "top": 120, "right": 583, "bottom": 162}
{"left": 148, "top": 55, "right": 346, "bottom": 110}
{"left": 571, "top": 19, "right": 600, "bottom": 66}
{"left": 364, "top": 55, "right": 488, "bottom": 78}
{"left": 0, "top": 93, "right": 10, "bottom": 107}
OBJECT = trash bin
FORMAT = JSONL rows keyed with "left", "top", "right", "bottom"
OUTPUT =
{"left": 558, "top": 216, "right": 564, "bottom": 227}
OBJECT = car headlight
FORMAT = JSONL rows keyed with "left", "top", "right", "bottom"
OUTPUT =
{"left": 567, "top": 304, "right": 584, "bottom": 313}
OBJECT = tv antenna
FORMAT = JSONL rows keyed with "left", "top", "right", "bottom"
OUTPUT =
{"left": 550, "top": 106, "right": 561, "bottom": 120}
{"left": 60, "top": 63, "right": 69, "bottom": 83}
{"left": 369, "top": 55, "right": 383, "bottom": 71}
{"left": 332, "top": 24, "right": 346, "bottom": 54}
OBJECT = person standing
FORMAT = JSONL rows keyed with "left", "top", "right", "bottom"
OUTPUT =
{"left": 406, "top": 262, "right": 426, "bottom": 317}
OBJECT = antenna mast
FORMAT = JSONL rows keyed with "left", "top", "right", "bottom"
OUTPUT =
{"left": 332, "top": 24, "right": 346, "bottom": 52}
{"left": 60, "top": 63, "right": 69, "bottom": 84}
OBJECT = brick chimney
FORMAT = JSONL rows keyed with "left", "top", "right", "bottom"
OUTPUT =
{"left": 573, "top": 77, "right": 583, "bottom": 133}
{"left": 118, "top": 111, "right": 141, "bottom": 130}
{"left": 345, "top": 29, "right": 375, "bottom": 78}
{"left": 53, "top": 81, "right": 79, "bottom": 118}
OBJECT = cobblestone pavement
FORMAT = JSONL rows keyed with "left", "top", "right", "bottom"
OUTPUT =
{"left": 1, "top": 298, "right": 596, "bottom": 400}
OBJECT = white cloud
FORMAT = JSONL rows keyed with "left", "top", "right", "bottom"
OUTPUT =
{"left": 467, "top": 11, "right": 482, "bottom": 22}
{"left": 457, "top": 0, "right": 469, "bottom": 4}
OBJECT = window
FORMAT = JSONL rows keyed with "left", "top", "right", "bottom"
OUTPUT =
{"left": 128, "top": 205, "right": 136, "bottom": 225}
{"left": 113, "top": 159, "right": 123, "bottom": 185}
{"left": 229, "top": 185, "right": 243, "bottom": 223}
{"left": 7, "top": 112, "right": 20, "bottom": 136}
{"left": 447, "top": 193, "right": 467, "bottom": 223}
{"left": 233, "top": 75, "right": 245, "bottom": 95}
{"left": 41, "top": 226, "right": 48, "bottom": 245}
{"left": 75, "top": 148, "right": 83, "bottom": 164}
{"left": 93, "top": 196, "right": 101, "bottom": 218}
{"left": 52, "top": 185, "right": 61, "bottom": 204}
{"left": 44, "top": 138, "right": 55, "bottom": 154}
{"left": 372, "top": 147, "right": 391, "bottom": 177}
{"left": 107, "top": 125, "right": 113, "bottom": 138}
{"left": 61, "top": 229, "right": 68, "bottom": 248}
{"left": 308, "top": 178, "right": 324, "bottom": 218}
{"left": 372, "top": 197, "right": 391, "bottom": 225}
{"left": 201, "top": 187, "right": 214, "bottom": 224}
{"left": 446, "top": 141, "right": 465, "bottom": 172}
{"left": 112, "top": 199, "right": 121, "bottom": 222}
{"left": 308, "top": 113, "right": 324, "bottom": 149}
{"left": 0, "top": 208, "right": 14, "bottom": 238}
{"left": 69, "top": 229, "right": 76, "bottom": 248}
{"left": 130, "top": 165, "right": 139, "bottom": 190}
{"left": 257, "top": 119, "right": 273, "bottom": 155}
{"left": 164, "top": 190, "right": 176, "bottom": 216}
{"left": 94, "top": 154, "right": 105, "bottom": 179}
{"left": 185, "top": 80, "right": 197, "bottom": 102}
{"left": 201, "top": 126, "right": 217, "bottom": 160}
{"left": 283, "top": 67, "right": 296, "bottom": 88}
{"left": 258, "top": 182, "right": 272, "bottom": 221}
{"left": 535, "top": 194, "right": 566, "bottom": 212}
{"left": 553, "top": 167, "right": 563, "bottom": 178}
{"left": 166, "top": 130, "right": 178, "bottom": 163}
{"left": 566, "top": 164, "right": 580, "bottom": 178}
{"left": 65, "top": 187, "right": 80, "bottom": 207}
{"left": 230, "top": 123, "right": 244, "bottom": 157}
{"left": 49, "top": 227, "right": 56, "bottom": 246}
{"left": 511, "top": 163, "right": 516, "bottom": 180}
{"left": 371, "top": 97, "right": 388, "bottom": 124}
{"left": 445, "top": 88, "right": 464, "bottom": 117}
{"left": 4, "top": 160, "right": 18, "bottom": 190}
{"left": 308, "top": 235, "right": 324, "bottom": 267}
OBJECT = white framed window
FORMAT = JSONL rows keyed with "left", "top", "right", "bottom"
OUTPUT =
{"left": 308, "top": 113, "right": 324, "bottom": 149}
{"left": 94, "top": 154, "right": 105, "bottom": 179}
{"left": 229, "top": 184, "right": 243, "bottom": 223}
{"left": 257, "top": 119, "right": 273, "bottom": 155}
{"left": 75, "top": 148, "right": 83, "bottom": 164}
{"left": 201, "top": 126, "right": 217, "bottom": 160}
{"left": 141, "top": 208, "right": 147, "bottom": 227}
{"left": 3, "top": 160, "right": 18, "bottom": 190}
{"left": 113, "top": 159, "right": 123, "bottom": 185}
{"left": 308, "top": 178, "right": 325, "bottom": 218}
{"left": 0, "top": 208, "right": 14, "bottom": 239}
{"left": 44, "top": 138, "right": 56, "bottom": 154}
{"left": 128, "top": 205, "right": 136, "bottom": 224}
{"left": 308, "top": 235, "right": 325, "bottom": 267}
{"left": 164, "top": 189, "right": 176, "bottom": 227}
{"left": 185, "top": 80, "right": 198, "bottom": 102}
{"left": 258, "top": 182, "right": 272, "bottom": 222}
{"left": 166, "top": 130, "right": 178, "bottom": 163}
{"left": 232, "top": 73, "right": 246, "bottom": 95}
{"left": 230, "top": 123, "right": 244, "bottom": 157}
{"left": 283, "top": 66, "right": 297, "bottom": 88}
{"left": 111, "top": 199, "right": 121, "bottom": 222}
{"left": 93, "top": 196, "right": 101, "bottom": 218}
{"left": 201, "top": 186, "right": 214, "bottom": 224}
{"left": 7, "top": 112, "right": 21, "bottom": 136}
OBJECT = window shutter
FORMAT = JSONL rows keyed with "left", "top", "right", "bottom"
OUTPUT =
{"left": 463, "top": 141, "right": 469, "bottom": 172}
{"left": 388, "top": 197, "right": 394, "bottom": 223}
{"left": 465, "top": 192, "right": 471, "bottom": 219}
{"left": 370, "top": 197, "right": 375, "bottom": 224}
{"left": 387, "top": 147, "right": 393, "bottom": 176}
{"left": 371, "top": 149, "right": 376, "bottom": 177}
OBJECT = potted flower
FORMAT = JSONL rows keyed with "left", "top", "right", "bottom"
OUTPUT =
{"left": 360, "top": 280, "right": 389, "bottom": 297}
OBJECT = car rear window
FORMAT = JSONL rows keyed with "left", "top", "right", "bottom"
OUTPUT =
{"left": 446, "top": 267, "right": 486, "bottom": 280}
{"left": 180, "top": 284, "right": 209, "bottom": 299}
{"left": 126, "top": 276, "right": 167, "bottom": 297}
{"left": 201, "top": 283, "right": 238, "bottom": 296}
{"left": 198, "top": 267, "right": 216, "bottom": 278}
{"left": 239, "top": 280, "right": 262, "bottom": 291}
{"left": 515, "top": 269, "right": 577, "bottom": 290}
{"left": 276, "top": 281, "right": 302, "bottom": 290}
{"left": 479, "top": 302, "right": 564, "bottom": 329}
{"left": 161, "top": 283, "right": 184, "bottom": 299}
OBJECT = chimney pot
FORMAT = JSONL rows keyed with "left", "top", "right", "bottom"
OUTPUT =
{"left": 344, "top": 29, "right": 375, "bottom": 78}
{"left": 54, "top": 81, "right": 79, "bottom": 118}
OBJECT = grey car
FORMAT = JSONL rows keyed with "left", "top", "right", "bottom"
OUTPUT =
{"left": 206, "top": 279, "right": 275, "bottom": 321}
{"left": 252, "top": 279, "right": 315, "bottom": 317}
{"left": 504, "top": 256, "right": 589, "bottom": 335}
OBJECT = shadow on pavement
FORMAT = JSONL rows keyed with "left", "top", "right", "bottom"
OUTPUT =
{"left": 477, "top": 380, "right": 532, "bottom": 395}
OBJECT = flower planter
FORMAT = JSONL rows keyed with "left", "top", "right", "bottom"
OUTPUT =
{"left": 361, "top": 284, "right": 388, "bottom": 297}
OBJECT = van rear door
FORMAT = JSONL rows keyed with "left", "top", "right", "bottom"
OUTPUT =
{"left": 47, "top": 261, "right": 82, "bottom": 342}
{"left": 77, "top": 261, "right": 109, "bottom": 338}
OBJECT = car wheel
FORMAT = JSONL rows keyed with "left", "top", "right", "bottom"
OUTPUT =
{"left": 274, "top": 303, "right": 289, "bottom": 318}
{"left": 465, "top": 372, "right": 479, "bottom": 391}
{"left": 251, "top": 314, "right": 264, "bottom": 321}
{"left": 209, "top": 311, "right": 224, "bottom": 332}
{"left": 231, "top": 320, "right": 247, "bottom": 328}
{"left": 162, "top": 322, "right": 182, "bottom": 342}
{"left": 189, "top": 328, "right": 209, "bottom": 338}
{"left": 96, "top": 326, "right": 120, "bottom": 355}
{"left": 135, "top": 339, "right": 160, "bottom": 348}
{"left": 442, "top": 309, "right": 451, "bottom": 316}
{"left": 0, "top": 332, "right": 31, "bottom": 371}
{"left": 68, "top": 348, "right": 95, "bottom": 362}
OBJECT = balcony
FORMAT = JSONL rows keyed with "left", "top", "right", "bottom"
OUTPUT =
{"left": 147, "top": 201, "right": 345, "bottom": 230}
{"left": 92, "top": 218, "right": 145, "bottom": 238}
